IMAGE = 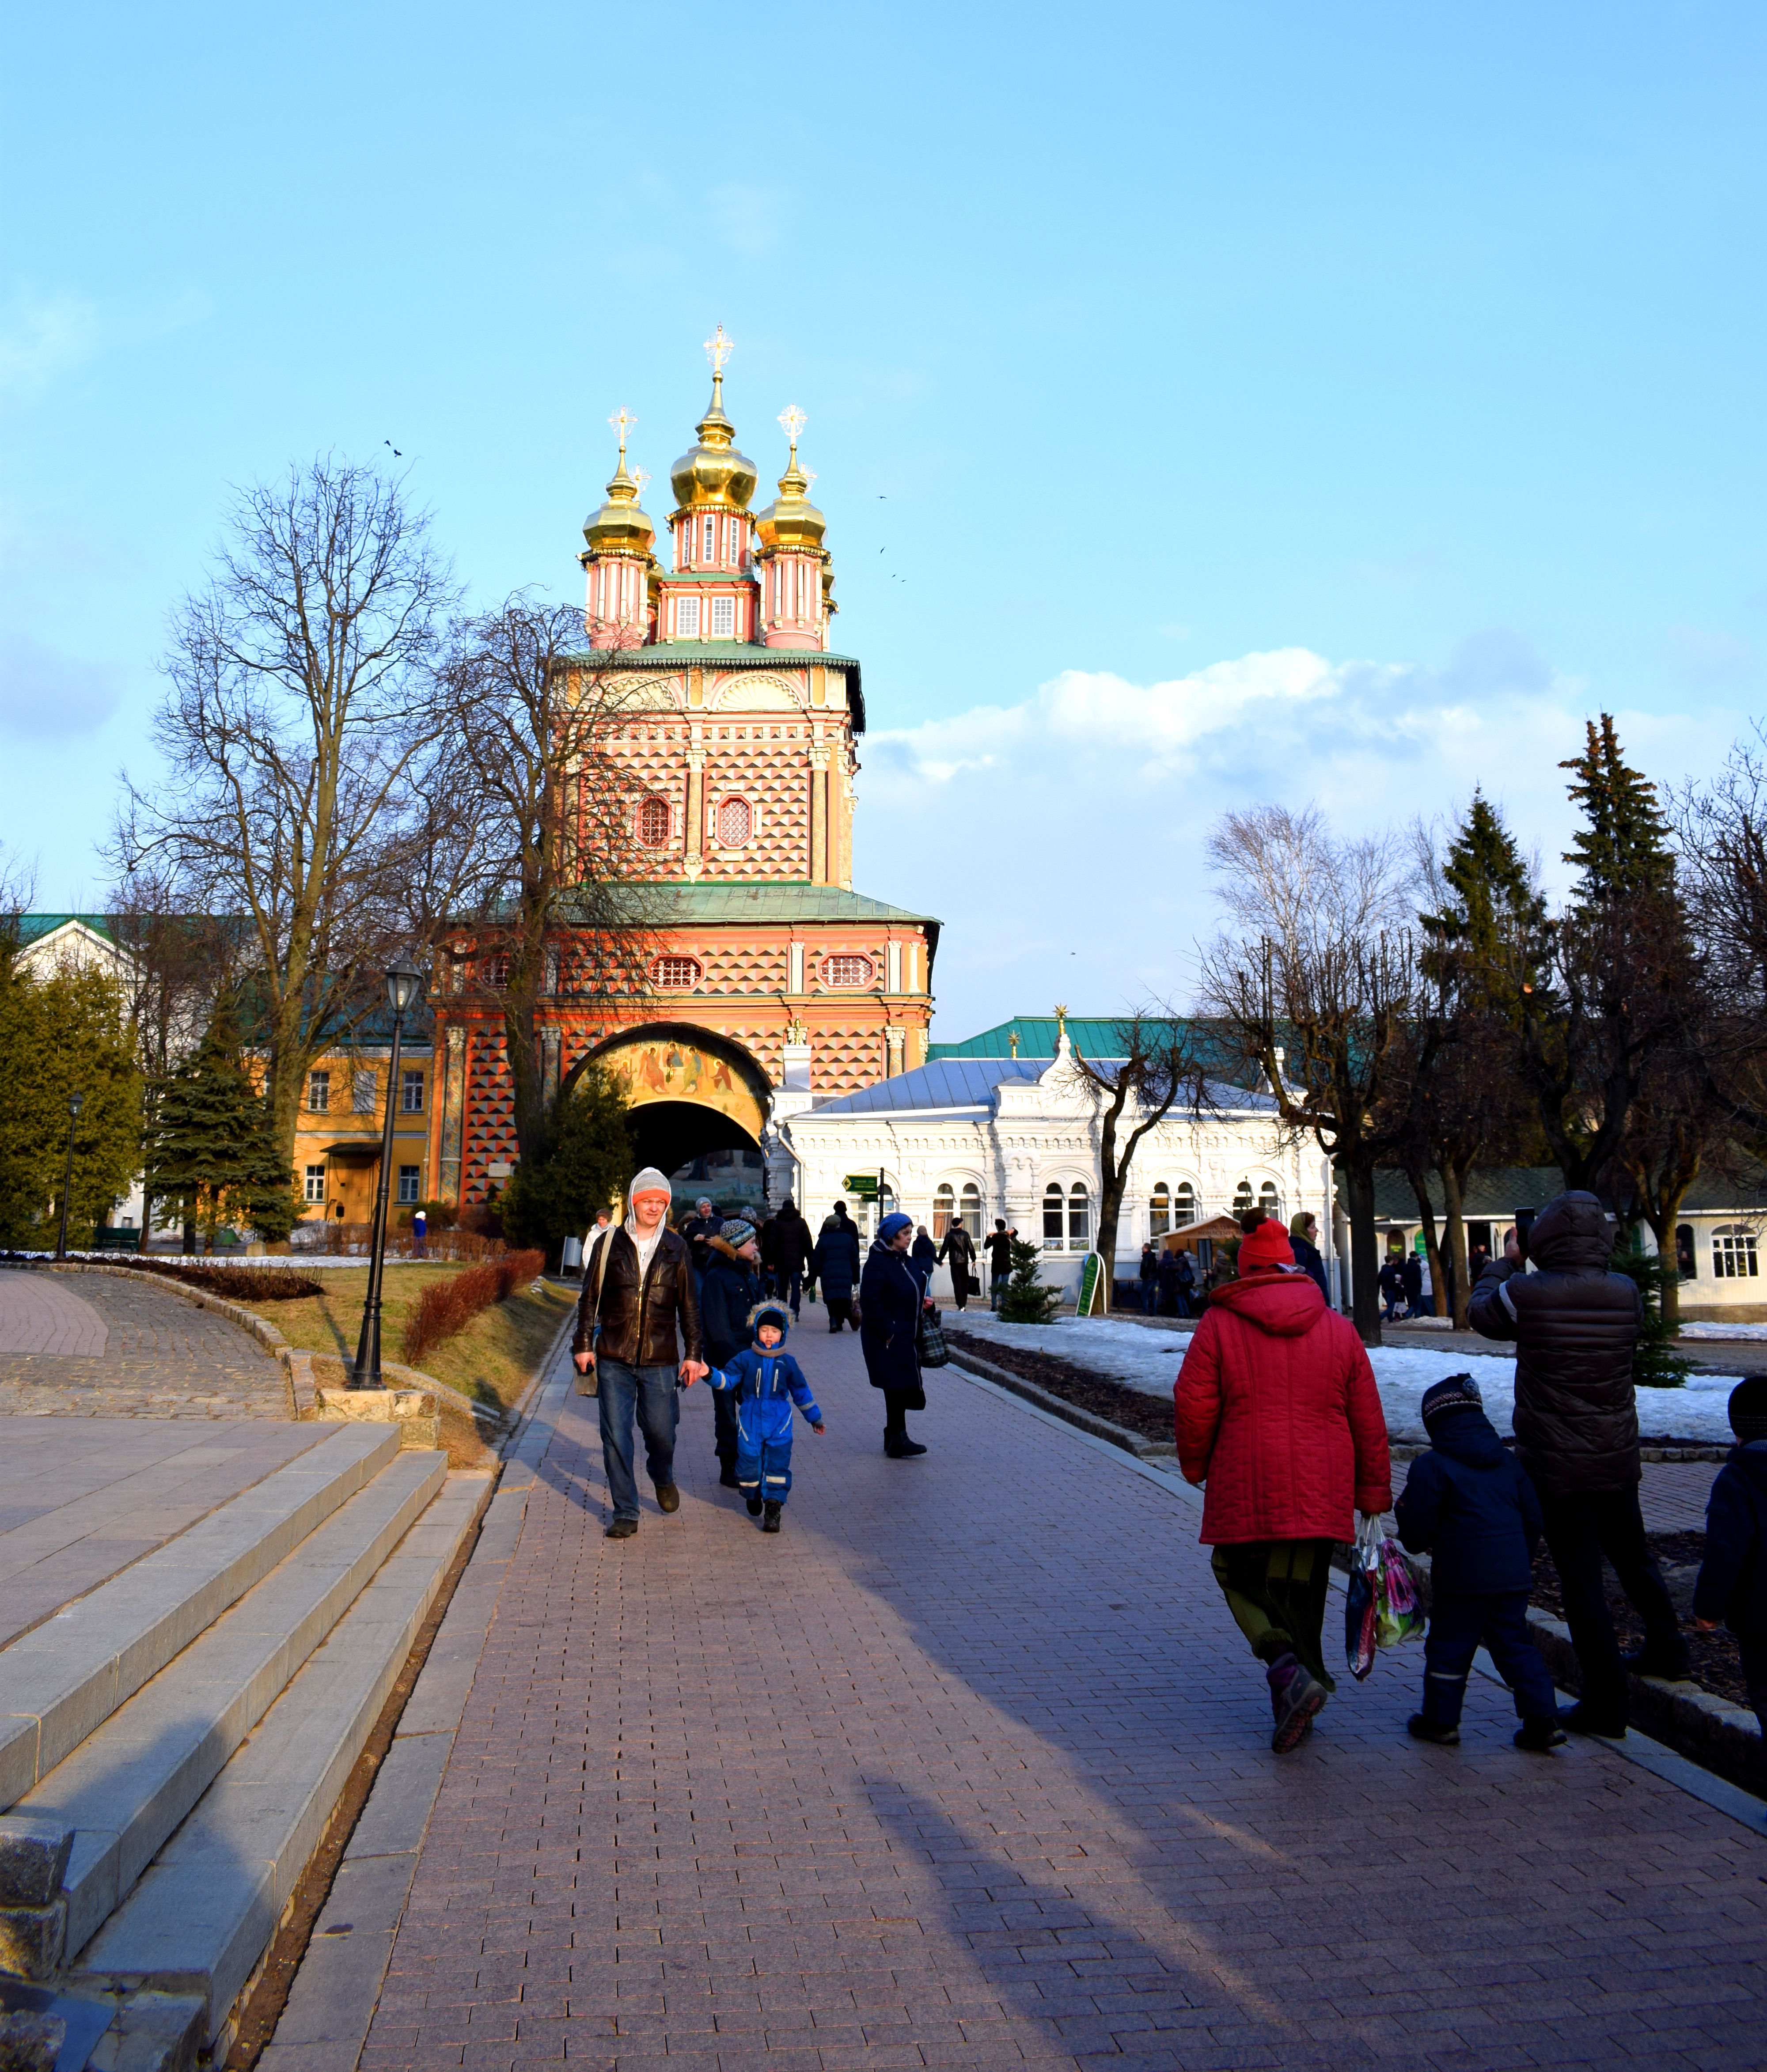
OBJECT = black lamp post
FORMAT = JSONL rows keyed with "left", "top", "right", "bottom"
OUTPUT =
{"left": 351, "top": 955, "right": 427, "bottom": 1389}
{"left": 55, "top": 1092, "right": 84, "bottom": 1260}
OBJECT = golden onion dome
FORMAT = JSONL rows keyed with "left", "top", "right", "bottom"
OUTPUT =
{"left": 668, "top": 372, "right": 758, "bottom": 512}
{"left": 582, "top": 451, "right": 655, "bottom": 558}
{"left": 753, "top": 410, "right": 827, "bottom": 551}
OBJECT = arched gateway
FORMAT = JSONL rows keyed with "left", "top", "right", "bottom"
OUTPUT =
{"left": 425, "top": 348, "right": 939, "bottom": 1214}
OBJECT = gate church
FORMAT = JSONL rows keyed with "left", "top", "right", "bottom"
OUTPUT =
{"left": 428, "top": 338, "right": 938, "bottom": 1214}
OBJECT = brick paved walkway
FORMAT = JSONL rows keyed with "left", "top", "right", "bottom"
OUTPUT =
{"left": 0, "top": 1266, "right": 289, "bottom": 1418}
{"left": 0, "top": 1417, "right": 332, "bottom": 1645}
{"left": 362, "top": 1331, "right": 1767, "bottom": 2072}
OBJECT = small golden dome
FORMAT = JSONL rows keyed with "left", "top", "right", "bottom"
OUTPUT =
{"left": 754, "top": 410, "right": 826, "bottom": 551}
{"left": 582, "top": 451, "right": 656, "bottom": 558}
{"left": 668, "top": 373, "right": 759, "bottom": 512}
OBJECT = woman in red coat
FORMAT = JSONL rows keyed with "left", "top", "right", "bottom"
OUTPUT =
{"left": 1174, "top": 1215, "right": 1392, "bottom": 1752}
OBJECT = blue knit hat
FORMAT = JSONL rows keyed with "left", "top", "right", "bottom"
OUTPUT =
{"left": 1421, "top": 1373, "right": 1484, "bottom": 1427}
{"left": 1729, "top": 1378, "right": 1767, "bottom": 1444}
{"left": 877, "top": 1212, "right": 913, "bottom": 1244}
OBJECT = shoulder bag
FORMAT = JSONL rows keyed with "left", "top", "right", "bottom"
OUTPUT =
{"left": 574, "top": 1227, "right": 613, "bottom": 1396}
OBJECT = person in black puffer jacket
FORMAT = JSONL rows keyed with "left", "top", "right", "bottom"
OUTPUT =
{"left": 1469, "top": 1189, "right": 1687, "bottom": 1734}
{"left": 699, "top": 1220, "right": 762, "bottom": 1488}
{"left": 1395, "top": 1375, "right": 1562, "bottom": 1750}
{"left": 1692, "top": 1379, "right": 1767, "bottom": 1738}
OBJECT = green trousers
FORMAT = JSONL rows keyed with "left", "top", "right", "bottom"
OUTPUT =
{"left": 1210, "top": 1538, "right": 1337, "bottom": 1692}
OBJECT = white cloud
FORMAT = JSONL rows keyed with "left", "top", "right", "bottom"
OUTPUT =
{"left": 856, "top": 634, "right": 1748, "bottom": 1037}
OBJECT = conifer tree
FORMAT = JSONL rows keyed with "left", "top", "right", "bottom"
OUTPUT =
{"left": 1561, "top": 714, "right": 1676, "bottom": 906}
{"left": 997, "top": 1231, "right": 1063, "bottom": 1323}
{"left": 1419, "top": 789, "right": 1546, "bottom": 999}
{"left": 499, "top": 1065, "right": 633, "bottom": 1261}
{"left": 143, "top": 1012, "right": 297, "bottom": 1249}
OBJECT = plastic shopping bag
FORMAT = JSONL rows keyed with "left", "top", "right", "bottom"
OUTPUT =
{"left": 1373, "top": 1535, "right": 1426, "bottom": 1650}
{"left": 1345, "top": 1518, "right": 1380, "bottom": 1681}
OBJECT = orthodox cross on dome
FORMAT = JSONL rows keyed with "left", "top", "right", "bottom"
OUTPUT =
{"left": 607, "top": 405, "right": 636, "bottom": 459}
{"left": 777, "top": 403, "right": 807, "bottom": 458}
{"left": 631, "top": 466, "right": 650, "bottom": 494}
{"left": 1054, "top": 1004, "right": 1069, "bottom": 1038}
{"left": 703, "top": 325, "right": 734, "bottom": 374}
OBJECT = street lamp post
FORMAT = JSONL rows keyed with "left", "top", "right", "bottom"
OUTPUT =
{"left": 351, "top": 956, "right": 427, "bottom": 1389}
{"left": 55, "top": 1092, "right": 85, "bottom": 1260}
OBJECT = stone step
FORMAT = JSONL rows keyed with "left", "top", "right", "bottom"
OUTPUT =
{"left": 19, "top": 1450, "right": 449, "bottom": 1962}
{"left": 72, "top": 1472, "right": 494, "bottom": 2048}
{"left": 0, "top": 1426, "right": 400, "bottom": 1810}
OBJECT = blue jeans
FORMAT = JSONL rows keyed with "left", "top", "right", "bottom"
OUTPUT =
{"left": 596, "top": 1359, "right": 679, "bottom": 1523}
{"left": 1422, "top": 1589, "right": 1558, "bottom": 1727}
{"left": 1141, "top": 1280, "right": 1158, "bottom": 1314}
{"left": 780, "top": 1267, "right": 803, "bottom": 1317}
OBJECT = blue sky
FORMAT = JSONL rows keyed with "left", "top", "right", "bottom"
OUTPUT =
{"left": 2, "top": 2, "right": 1761, "bottom": 1034}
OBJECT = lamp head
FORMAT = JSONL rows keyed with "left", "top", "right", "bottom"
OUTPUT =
{"left": 385, "top": 955, "right": 426, "bottom": 1017}
{"left": 69, "top": 1091, "right": 84, "bottom": 1118}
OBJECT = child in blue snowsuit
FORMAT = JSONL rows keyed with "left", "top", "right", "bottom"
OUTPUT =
{"left": 705, "top": 1300, "right": 824, "bottom": 1532}
{"left": 1395, "top": 1373, "right": 1566, "bottom": 1752}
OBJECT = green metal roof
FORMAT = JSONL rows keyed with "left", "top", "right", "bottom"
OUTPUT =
{"left": 1366, "top": 1161, "right": 1767, "bottom": 1220}
{"left": 928, "top": 1015, "right": 1212, "bottom": 1061}
{"left": 564, "top": 644, "right": 865, "bottom": 731}
{"left": 559, "top": 878, "right": 938, "bottom": 944}
{"left": 16, "top": 913, "right": 115, "bottom": 945}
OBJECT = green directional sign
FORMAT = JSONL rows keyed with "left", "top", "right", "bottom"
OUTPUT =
{"left": 843, "top": 1172, "right": 882, "bottom": 1198}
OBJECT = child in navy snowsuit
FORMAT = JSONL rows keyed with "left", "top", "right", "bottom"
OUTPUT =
{"left": 1395, "top": 1374, "right": 1565, "bottom": 1752}
{"left": 1693, "top": 1379, "right": 1767, "bottom": 1736}
{"left": 705, "top": 1301, "right": 823, "bottom": 1533}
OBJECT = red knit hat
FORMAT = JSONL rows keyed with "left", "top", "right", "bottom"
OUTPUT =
{"left": 1237, "top": 1216, "right": 1296, "bottom": 1271}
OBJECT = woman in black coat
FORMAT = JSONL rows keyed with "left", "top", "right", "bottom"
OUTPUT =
{"left": 860, "top": 1212, "right": 929, "bottom": 1458}
{"left": 813, "top": 1209, "right": 862, "bottom": 1332}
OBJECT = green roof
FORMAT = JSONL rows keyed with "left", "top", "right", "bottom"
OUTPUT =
{"left": 17, "top": 913, "right": 114, "bottom": 945}
{"left": 1367, "top": 1161, "right": 1767, "bottom": 1220}
{"left": 558, "top": 879, "right": 939, "bottom": 955}
{"left": 929, "top": 1014, "right": 1209, "bottom": 1061}
{"left": 564, "top": 644, "right": 866, "bottom": 731}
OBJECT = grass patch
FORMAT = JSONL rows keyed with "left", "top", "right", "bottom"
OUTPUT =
{"left": 269, "top": 1264, "right": 576, "bottom": 1418}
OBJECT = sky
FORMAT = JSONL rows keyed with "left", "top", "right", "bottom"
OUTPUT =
{"left": 2, "top": 2, "right": 1762, "bottom": 1037}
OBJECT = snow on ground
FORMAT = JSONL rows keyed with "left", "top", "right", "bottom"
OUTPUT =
{"left": 950, "top": 1309, "right": 1740, "bottom": 1443}
{"left": 1678, "top": 1321, "right": 1767, "bottom": 1341}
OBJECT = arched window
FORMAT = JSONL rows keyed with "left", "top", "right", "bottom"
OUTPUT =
{"left": 959, "top": 1182, "right": 982, "bottom": 1241}
{"left": 716, "top": 795, "right": 751, "bottom": 847}
{"left": 1675, "top": 1224, "right": 1697, "bottom": 1280}
{"left": 1232, "top": 1178, "right": 1255, "bottom": 1216}
{"left": 933, "top": 1182, "right": 955, "bottom": 1241}
{"left": 650, "top": 955, "right": 701, "bottom": 989}
{"left": 1068, "top": 1183, "right": 1090, "bottom": 1251}
{"left": 479, "top": 953, "right": 509, "bottom": 989}
{"left": 1043, "top": 1182, "right": 1065, "bottom": 1252}
{"left": 1259, "top": 1180, "right": 1281, "bottom": 1218}
{"left": 1149, "top": 1182, "right": 1172, "bottom": 1236}
{"left": 935, "top": 1182, "right": 981, "bottom": 1242}
{"left": 637, "top": 795, "right": 671, "bottom": 848}
{"left": 821, "top": 953, "right": 874, "bottom": 987}
{"left": 1174, "top": 1181, "right": 1197, "bottom": 1227}
{"left": 1713, "top": 1225, "right": 1759, "bottom": 1278}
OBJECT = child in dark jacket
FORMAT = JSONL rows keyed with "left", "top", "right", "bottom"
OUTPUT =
{"left": 1395, "top": 1374, "right": 1565, "bottom": 1752}
{"left": 1692, "top": 1379, "right": 1767, "bottom": 1736}
{"left": 705, "top": 1301, "right": 823, "bottom": 1533}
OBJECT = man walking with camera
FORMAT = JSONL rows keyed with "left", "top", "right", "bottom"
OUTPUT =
{"left": 573, "top": 1167, "right": 706, "bottom": 1539}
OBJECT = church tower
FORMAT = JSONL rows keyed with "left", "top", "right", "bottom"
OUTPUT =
{"left": 431, "top": 331, "right": 939, "bottom": 1211}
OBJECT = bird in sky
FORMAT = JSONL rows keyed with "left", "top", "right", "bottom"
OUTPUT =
{"left": 385, "top": 440, "right": 402, "bottom": 456}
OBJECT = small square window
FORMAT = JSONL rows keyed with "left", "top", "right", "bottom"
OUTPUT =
{"left": 398, "top": 1165, "right": 421, "bottom": 1204}
{"left": 401, "top": 1069, "right": 425, "bottom": 1113}
{"left": 352, "top": 1070, "right": 376, "bottom": 1114}
{"left": 307, "top": 1070, "right": 330, "bottom": 1113}
{"left": 676, "top": 596, "right": 701, "bottom": 638}
{"left": 304, "top": 1164, "right": 326, "bottom": 1203}
{"left": 710, "top": 595, "right": 735, "bottom": 637}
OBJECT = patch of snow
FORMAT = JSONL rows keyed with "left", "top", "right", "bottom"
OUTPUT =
{"left": 1678, "top": 1322, "right": 1767, "bottom": 1341}
{"left": 951, "top": 1310, "right": 1740, "bottom": 1443}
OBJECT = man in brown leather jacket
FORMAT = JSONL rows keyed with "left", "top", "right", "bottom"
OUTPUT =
{"left": 573, "top": 1166, "right": 705, "bottom": 1538}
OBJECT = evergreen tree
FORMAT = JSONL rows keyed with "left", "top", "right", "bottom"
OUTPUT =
{"left": 0, "top": 962, "right": 143, "bottom": 1249}
{"left": 1561, "top": 714, "right": 1675, "bottom": 906}
{"left": 997, "top": 1231, "right": 1063, "bottom": 1323}
{"left": 1419, "top": 789, "right": 1547, "bottom": 999}
{"left": 1607, "top": 1241, "right": 1691, "bottom": 1391}
{"left": 143, "top": 1011, "right": 297, "bottom": 1247}
{"left": 499, "top": 1066, "right": 633, "bottom": 1261}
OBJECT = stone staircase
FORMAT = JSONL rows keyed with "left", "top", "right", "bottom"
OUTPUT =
{"left": 0, "top": 1423, "right": 492, "bottom": 2071}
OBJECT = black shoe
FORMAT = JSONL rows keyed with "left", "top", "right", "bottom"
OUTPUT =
{"left": 884, "top": 1435, "right": 927, "bottom": 1458}
{"left": 746, "top": 1496, "right": 763, "bottom": 1516}
{"left": 719, "top": 1465, "right": 739, "bottom": 1489}
{"left": 1621, "top": 1644, "right": 1692, "bottom": 1681}
{"left": 762, "top": 1501, "right": 782, "bottom": 1533}
{"left": 655, "top": 1483, "right": 680, "bottom": 1514}
{"left": 1557, "top": 1701, "right": 1626, "bottom": 1739}
{"left": 604, "top": 1519, "right": 637, "bottom": 1539}
{"left": 1407, "top": 1713, "right": 1460, "bottom": 1746}
{"left": 1271, "top": 1666, "right": 1327, "bottom": 1753}
{"left": 1514, "top": 1717, "right": 1569, "bottom": 1753}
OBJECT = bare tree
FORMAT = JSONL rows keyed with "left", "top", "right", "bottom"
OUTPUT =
{"left": 111, "top": 458, "right": 462, "bottom": 1168}
{"left": 0, "top": 845, "right": 36, "bottom": 967}
{"left": 432, "top": 598, "right": 653, "bottom": 1163}
{"left": 1066, "top": 1010, "right": 1213, "bottom": 1311}
{"left": 1201, "top": 805, "right": 1418, "bottom": 1344}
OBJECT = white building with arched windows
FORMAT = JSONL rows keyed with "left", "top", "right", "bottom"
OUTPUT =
{"left": 776, "top": 1015, "right": 1335, "bottom": 1303}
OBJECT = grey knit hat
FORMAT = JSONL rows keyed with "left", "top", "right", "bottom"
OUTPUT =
{"left": 720, "top": 1220, "right": 757, "bottom": 1253}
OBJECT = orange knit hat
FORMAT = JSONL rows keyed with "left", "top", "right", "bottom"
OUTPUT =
{"left": 1237, "top": 1216, "right": 1296, "bottom": 1271}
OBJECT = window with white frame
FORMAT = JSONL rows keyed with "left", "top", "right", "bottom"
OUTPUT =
{"left": 307, "top": 1069, "right": 330, "bottom": 1112}
{"left": 1174, "top": 1180, "right": 1197, "bottom": 1227}
{"left": 352, "top": 1070, "right": 376, "bottom": 1114}
{"left": 957, "top": 1181, "right": 981, "bottom": 1241}
{"left": 1043, "top": 1183, "right": 1065, "bottom": 1250}
{"left": 1259, "top": 1179, "right": 1280, "bottom": 1217}
{"left": 650, "top": 955, "right": 702, "bottom": 989}
{"left": 934, "top": 1182, "right": 956, "bottom": 1241}
{"left": 821, "top": 953, "right": 873, "bottom": 987}
{"left": 710, "top": 595, "right": 735, "bottom": 638}
{"left": 1067, "top": 1182, "right": 1090, "bottom": 1250}
{"left": 401, "top": 1069, "right": 424, "bottom": 1113}
{"left": 1713, "top": 1225, "right": 1760, "bottom": 1278}
{"left": 1149, "top": 1182, "right": 1172, "bottom": 1236}
{"left": 716, "top": 795, "right": 752, "bottom": 847}
{"left": 703, "top": 515, "right": 716, "bottom": 559}
{"left": 1043, "top": 1182, "right": 1091, "bottom": 1252}
{"left": 398, "top": 1165, "right": 421, "bottom": 1204}
{"left": 675, "top": 595, "right": 701, "bottom": 639}
{"left": 304, "top": 1164, "right": 326, "bottom": 1203}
